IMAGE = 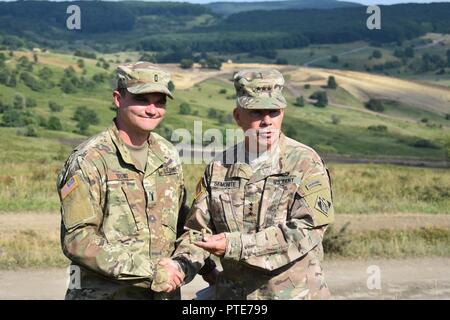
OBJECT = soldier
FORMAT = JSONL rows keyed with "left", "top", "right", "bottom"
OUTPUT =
{"left": 153, "top": 68, "right": 335, "bottom": 299}
{"left": 57, "top": 62, "right": 216, "bottom": 300}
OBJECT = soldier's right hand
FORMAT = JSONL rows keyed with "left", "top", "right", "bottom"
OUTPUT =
{"left": 151, "top": 258, "right": 185, "bottom": 293}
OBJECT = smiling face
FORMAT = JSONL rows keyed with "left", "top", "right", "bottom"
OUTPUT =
{"left": 113, "top": 90, "right": 167, "bottom": 137}
{"left": 233, "top": 106, "right": 284, "bottom": 152}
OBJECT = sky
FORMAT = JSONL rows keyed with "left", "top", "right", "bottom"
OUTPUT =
{"left": 0, "top": 0, "right": 449, "bottom": 4}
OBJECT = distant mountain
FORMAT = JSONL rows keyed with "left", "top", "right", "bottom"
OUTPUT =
{"left": 206, "top": 0, "right": 361, "bottom": 16}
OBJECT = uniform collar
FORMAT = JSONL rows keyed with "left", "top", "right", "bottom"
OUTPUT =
{"left": 108, "top": 119, "right": 165, "bottom": 174}
{"left": 224, "top": 133, "right": 289, "bottom": 183}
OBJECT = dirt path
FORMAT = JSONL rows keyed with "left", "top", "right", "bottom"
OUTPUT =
{"left": 2, "top": 212, "right": 449, "bottom": 233}
{"left": 1, "top": 257, "right": 449, "bottom": 300}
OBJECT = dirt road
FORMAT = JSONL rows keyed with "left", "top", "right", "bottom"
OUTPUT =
{"left": 2, "top": 213, "right": 449, "bottom": 233}
{"left": 1, "top": 257, "right": 449, "bottom": 300}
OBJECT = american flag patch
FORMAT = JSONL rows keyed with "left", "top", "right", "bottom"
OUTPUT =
{"left": 61, "top": 175, "right": 80, "bottom": 200}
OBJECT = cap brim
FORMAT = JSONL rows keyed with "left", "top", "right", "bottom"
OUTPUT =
{"left": 127, "top": 83, "right": 173, "bottom": 99}
{"left": 237, "top": 94, "right": 286, "bottom": 109}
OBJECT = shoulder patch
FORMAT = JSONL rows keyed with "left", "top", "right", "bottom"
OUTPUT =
{"left": 315, "top": 196, "right": 332, "bottom": 216}
{"left": 61, "top": 175, "right": 80, "bottom": 200}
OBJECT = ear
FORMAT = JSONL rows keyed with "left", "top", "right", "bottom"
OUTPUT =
{"left": 112, "top": 90, "right": 122, "bottom": 109}
{"left": 233, "top": 107, "right": 240, "bottom": 126}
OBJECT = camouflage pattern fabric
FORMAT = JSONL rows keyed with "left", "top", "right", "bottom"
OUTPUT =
{"left": 116, "top": 61, "right": 173, "bottom": 98}
{"left": 173, "top": 134, "right": 334, "bottom": 300}
{"left": 233, "top": 69, "right": 287, "bottom": 110}
{"left": 57, "top": 120, "right": 184, "bottom": 300}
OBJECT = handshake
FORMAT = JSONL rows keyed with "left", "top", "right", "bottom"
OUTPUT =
{"left": 151, "top": 230, "right": 227, "bottom": 293}
{"left": 151, "top": 258, "right": 186, "bottom": 293}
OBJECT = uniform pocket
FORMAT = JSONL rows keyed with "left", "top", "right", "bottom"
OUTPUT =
{"left": 104, "top": 180, "right": 145, "bottom": 241}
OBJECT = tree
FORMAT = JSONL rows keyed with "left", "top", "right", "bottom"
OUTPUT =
{"left": 404, "top": 47, "right": 415, "bottom": 58}
{"left": 179, "top": 102, "right": 191, "bottom": 115}
{"left": 168, "top": 81, "right": 175, "bottom": 92}
{"left": 48, "top": 101, "right": 63, "bottom": 112}
{"left": 47, "top": 116, "right": 62, "bottom": 131}
{"left": 76, "top": 119, "right": 89, "bottom": 135}
{"left": 180, "top": 59, "right": 194, "bottom": 69}
{"left": 13, "top": 94, "right": 25, "bottom": 109}
{"left": 294, "top": 96, "right": 305, "bottom": 107}
{"left": 73, "top": 106, "right": 99, "bottom": 125}
{"left": 207, "top": 108, "right": 217, "bottom": 118}
{"left": 309, "top": 91, "right": 328, "bottom": 107}
{"left": 26, "top": 98, "right": 37, "bottom": 108}
{"left": 275, "top": 58, "right": 288, "bottom": 65}
{"left": 38, "top": 67, "right": 53, "bottom": 81}
{"left": 365, "top": 99, "right": 384, "bottom": 112}
{"left": 327, "top": 76, "right": 337, "bottom": 89}
{"left": 372, "top": 50, "right": 382, "bottom": 59}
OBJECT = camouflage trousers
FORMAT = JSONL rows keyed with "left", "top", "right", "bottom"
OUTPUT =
{"left": 216, "top": 249, "right": 330, "bottom": 300}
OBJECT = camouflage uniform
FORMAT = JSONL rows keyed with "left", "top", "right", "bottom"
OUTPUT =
{"left": 172, "top": 69, "right": 335, "bottom": 300}
{"left": 57, "top": 63, "right": 186, "bottom": 300}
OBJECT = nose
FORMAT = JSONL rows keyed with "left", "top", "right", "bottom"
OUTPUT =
{"left": 261, "top": 113, "right": 272, "bottom": 126}
{"left": 145, "top": 103, "right": 157, "bottom": 115}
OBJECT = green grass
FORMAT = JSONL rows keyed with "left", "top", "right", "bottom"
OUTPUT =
{"left": 325, "top": 227, "right": 450, "bottom": 259}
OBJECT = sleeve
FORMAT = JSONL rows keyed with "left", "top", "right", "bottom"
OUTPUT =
{"left": 223, "top": 157, "right": 335, "bottom": 271}
{"left": 58, "top": 154, "right": 153, "bottom": 285}
{"left": 171, "top": 166, "right": 216, "bottom": 283}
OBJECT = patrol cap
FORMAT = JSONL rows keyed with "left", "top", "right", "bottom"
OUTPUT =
{"left": 116, "top": 61, "right": 173, "bottom": 99}
{"left": 233, "top": 69, "right": 286, "bottom": 109}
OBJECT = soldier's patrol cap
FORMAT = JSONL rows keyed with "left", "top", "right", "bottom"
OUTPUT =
{"left": 233, "top": 69, "right": 286, "bottom": 109}
{"left": 116, "top": 61, "right": 173, "bottom": 99}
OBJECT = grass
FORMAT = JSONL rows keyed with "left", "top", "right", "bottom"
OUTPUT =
{"left": 1, "top": 226, "right": 450, "bottom": 269}
{"left": 324, "top": 226, "right": 450, "bottom": 259}
{"left": 0, "top": 230, "right": 69, "bottom": 269}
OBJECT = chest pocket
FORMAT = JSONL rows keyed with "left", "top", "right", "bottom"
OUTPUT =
{"left": 104, "top": 179, "right": 146, "bottom": 241}
{"left": 260, "top": 176, "right": 299, "bottom": 228}
{"left": 210, "top": 180, "right": 241, "bottom": 233}
{"left": 154, "top": 164, "right": 181, "bottom": 237}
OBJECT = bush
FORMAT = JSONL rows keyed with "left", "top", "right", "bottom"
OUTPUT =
{"left": 73, "top": 106, "right": 99, "bottom": 125}
{"left": 207, "top": 108, "right": 217, "bottom": 118}
{"left": 179, "top": 102, "right": 191, "bottom": 115}
{"left": 47, "top": 116, "right": 62, "bottom": 131}
{"left": 48, "top": 101, "right": 63, "bottom": 112}
{"left": 275, "top": 58, "right": 288, "bottom": 65}
{"left": 309, "top": 91, "right": 328, "bottom": 107}
{"left": 304, "top": 84, "right": 311, "bottom": 89}
{"left": 331, "top": 114, "right": 340, "bottom": 125}
{"left": 168, "top": 81, "right": 175, "bottom": 92}
{"left": 219, "top": 89, "right": 227, "bottom": 95}
{"left": 26, "top": 98, "right": 37, "bottom": 108}
{"left": 294, "top": 96, "right": 305, "bottom": 107}
{"left": 20, "top": 72, "right": 44, "bottom": 91}
{"left": 368, "top": 125, "right": 388, "bottom": 133}
{"left": 372, "top": 50, "right": 383, "bottom": 59}
{"left": 327, "top": 76, "right": 337, "bottom": 89}
{"left": 2, "top": 109, "right": 24, "bottom": 127}
{"left": 365, "top": 99, "right": 384, "bottom": 112}
{"left": 330, "top": 55, "right": 339, "bottom": 63}
{"left": 180, "top": 59, "right": 194, "bottom": 69}
{"left": 13, "top": 94, "right": 24, "bottom": 109}
{"left": 38, "top": 67, "right": 53, "bottom": 81}
{"left": 412, "top": 139, "right": 439, "bottom": 149}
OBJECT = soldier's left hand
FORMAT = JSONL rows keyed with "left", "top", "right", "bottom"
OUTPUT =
{"left": 194, "top": 233, "right": 226, "bottom": 257}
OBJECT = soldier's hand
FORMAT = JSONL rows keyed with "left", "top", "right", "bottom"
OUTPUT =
{"left": 151, "top": 258, "right": 185, "bottom": 293}
{"left": 194, "top": 233, "right": 226, "bottom": 257}
{"left": 201, "top": 268, "right": 220, "bottom": 285}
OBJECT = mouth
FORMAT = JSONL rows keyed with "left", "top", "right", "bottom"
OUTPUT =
{"left": 138, "top": 115, "right": 159, "bottom": 120}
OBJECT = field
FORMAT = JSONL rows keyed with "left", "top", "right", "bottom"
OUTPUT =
{"left": 0, "top": 47, "right": 449, "bottom": 300}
